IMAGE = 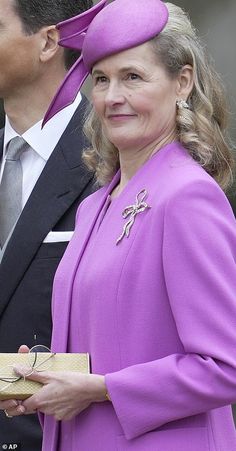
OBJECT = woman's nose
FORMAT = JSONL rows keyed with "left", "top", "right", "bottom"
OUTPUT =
{"left": 104, "top": 82, "right": 125, "bottom": 107}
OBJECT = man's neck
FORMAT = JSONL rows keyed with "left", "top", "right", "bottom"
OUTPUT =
{"left": 4, "top": 72, "right": 66, "bottom": 134}
{"left": 5, "top": 102, "right": 46, "bottom": 134}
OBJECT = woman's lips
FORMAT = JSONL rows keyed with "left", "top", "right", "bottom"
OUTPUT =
{"left": 107, "top": 114, "right": 136, "bottom": 121}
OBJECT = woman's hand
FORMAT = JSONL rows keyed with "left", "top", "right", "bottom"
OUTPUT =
{"left": 0, "top": 345, "right": 30, "bottom": 418}
{"left": 14, "top": 367, "right": 108, "bottom": 421}
{"left": 0, "top": 398, "right": 25, "bottom": 417}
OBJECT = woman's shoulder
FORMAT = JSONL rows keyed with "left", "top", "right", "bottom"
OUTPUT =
{"left": 157, "top": 141, "right": 223, "bottom": 193}
{"left": 149, "top": 141, "right": 234, "bottom": 219}
{"left": 165, "top": 147, "right": 234, "bottom": 220}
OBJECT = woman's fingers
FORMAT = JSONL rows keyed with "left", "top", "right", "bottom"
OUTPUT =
{"left": 18, "top": 345, "right": 30, "bottom": 353}
{"left": 0, "top": 399, "right": 25, "bottom": 417}
{"left": 13, "top": 365, "right": 51, "bottom": 384}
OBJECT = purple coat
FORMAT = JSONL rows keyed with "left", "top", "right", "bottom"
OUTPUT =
{"left": 42, "top": 142, "right": 236, "bottom": 450}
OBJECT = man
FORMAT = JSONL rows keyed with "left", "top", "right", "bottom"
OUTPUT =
{"left": 0, "top": 0, "right": 93, "bottom": 450}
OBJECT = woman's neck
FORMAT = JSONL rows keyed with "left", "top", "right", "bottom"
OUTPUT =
{"left": 111, "top": 130, "right": 176, "bottom": 199}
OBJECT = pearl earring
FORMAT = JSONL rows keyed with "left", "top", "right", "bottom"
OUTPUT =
{"left": 176, "top": 99, "right": 189, "bottom": 110}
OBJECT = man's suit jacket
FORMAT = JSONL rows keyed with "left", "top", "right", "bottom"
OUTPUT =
{"left": 44, "top": 142, "right": 236, "bottom": 450}
{"left": 0, "top": 96, "right": 95, "bottom": 451}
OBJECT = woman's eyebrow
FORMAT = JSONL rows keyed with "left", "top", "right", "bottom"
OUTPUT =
{"left": 92, "top": 65, "right": 144, "bottom": 76}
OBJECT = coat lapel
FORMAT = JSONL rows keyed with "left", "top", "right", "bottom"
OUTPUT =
{"left": 0, "top": 98, "right": 94, "bottom": 317}
{"left": 51, "top": 173, "right": 120, "bottom": 351}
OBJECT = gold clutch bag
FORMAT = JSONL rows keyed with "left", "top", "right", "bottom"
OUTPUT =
{"left": 0, "top": 352, "right": 90, "bottom": 400}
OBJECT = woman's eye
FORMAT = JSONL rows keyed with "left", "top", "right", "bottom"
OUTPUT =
{"left": 94, "top": 76, "right": 108, "bottom": 85}
{"left": 126, "top": 73, "right": 141, "bottom": 81}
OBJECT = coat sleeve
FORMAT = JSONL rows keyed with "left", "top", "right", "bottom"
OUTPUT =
{"left": 105, "top": 179, "right": 236, "bottom": 440}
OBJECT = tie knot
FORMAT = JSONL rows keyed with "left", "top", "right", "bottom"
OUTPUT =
{"left": 6, "top": 137, "right": 27, "bottom": 161}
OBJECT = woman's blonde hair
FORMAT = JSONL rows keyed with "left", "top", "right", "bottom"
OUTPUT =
{"left": 83, "top": 2, "right": 234, "bottom": 190}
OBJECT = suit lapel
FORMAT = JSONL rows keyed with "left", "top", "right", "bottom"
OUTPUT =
{"left": 0, "top": 97, "right": 94, "bottom": 317}
{"left": 0, "top": 129, "right": 3, "bottom": 160}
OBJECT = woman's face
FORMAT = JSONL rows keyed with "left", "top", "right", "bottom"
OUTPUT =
{"left": 91, "top": 42, "right": 181, "bottom": 153}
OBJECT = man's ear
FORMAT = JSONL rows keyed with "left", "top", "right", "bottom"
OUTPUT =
{"left": 176, "top": 64, "right": 194, "bottom": 100}
{"left": 39, "top": 25, "right": 63, "bottom": 63}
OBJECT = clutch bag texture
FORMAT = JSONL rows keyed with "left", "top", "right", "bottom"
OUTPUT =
{"left": 0, "top": 352, "right": 90, "bottom": 400}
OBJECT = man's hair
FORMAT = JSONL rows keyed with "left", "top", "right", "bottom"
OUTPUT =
{"left": 13, "top": 0, "right": 93, "bottom": 69}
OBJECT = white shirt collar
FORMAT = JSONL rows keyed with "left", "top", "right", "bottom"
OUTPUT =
{"left": 3, "top": 92, "right": 82, "bottom": 160}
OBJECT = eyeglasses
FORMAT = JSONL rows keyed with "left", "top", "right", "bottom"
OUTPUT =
{"left": 0, "top": 345, "right": 56, "bottom": 391}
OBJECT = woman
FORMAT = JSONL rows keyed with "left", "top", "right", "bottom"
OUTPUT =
{"left": 2, "top": 0, "right": 236, "bottom": 450}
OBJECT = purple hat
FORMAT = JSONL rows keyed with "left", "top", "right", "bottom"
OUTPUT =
{"left": 43, "top": 0, "right": 168, "bottom": 126}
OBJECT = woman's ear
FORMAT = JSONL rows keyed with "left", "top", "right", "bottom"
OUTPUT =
{"left": 39, "top": 25, "right": 62, "bottom": 63}
{"left": 176, "top": 64, "right": 194, "bottom": 100}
